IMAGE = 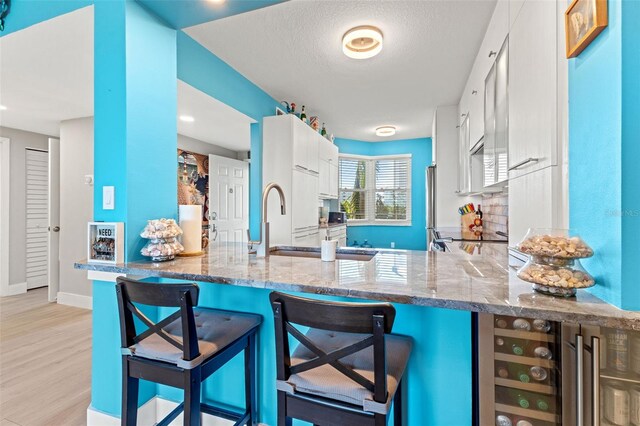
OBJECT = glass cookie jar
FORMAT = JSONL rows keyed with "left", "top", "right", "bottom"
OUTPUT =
{"left": 516, "top": 229, "right": 595, "bottom": 297}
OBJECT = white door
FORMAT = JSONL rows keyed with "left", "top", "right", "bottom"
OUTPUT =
{"left": 48, "top": 138, "right": 60, "bottom": 301}
{"left": 25, "top": 148, "right": 49, "bottom": 290}
{"left": 208, "top": 155, "right": 249, "bottom": 245}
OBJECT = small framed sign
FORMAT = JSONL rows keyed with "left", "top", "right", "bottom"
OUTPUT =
{"left": 88, "top": 222, "right": 124, "bottom": 264}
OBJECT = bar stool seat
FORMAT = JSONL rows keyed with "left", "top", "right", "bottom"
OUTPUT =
{"left": 126, "top": 308, "right": 261, "bottom": 369}
{"left": 279, "top": 329, "right": 412, "bottom": 414}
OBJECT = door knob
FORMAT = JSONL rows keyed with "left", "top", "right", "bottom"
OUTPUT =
{"left": 52, "top": 226, "right": 60, "bottom": 232}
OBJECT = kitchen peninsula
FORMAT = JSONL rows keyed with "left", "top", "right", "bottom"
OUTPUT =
{"left": 76, "top": 243, "right": 639, "bottom": 331}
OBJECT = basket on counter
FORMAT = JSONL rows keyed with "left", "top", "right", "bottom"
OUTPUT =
{"left": 516, "top": 228, "right": 595, "bottom": 297}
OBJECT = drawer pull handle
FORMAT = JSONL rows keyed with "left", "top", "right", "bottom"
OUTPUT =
{"left": 508, "top": 157, "right": 539, "bottom": 171}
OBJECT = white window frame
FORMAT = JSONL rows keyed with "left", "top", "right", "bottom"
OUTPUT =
{"left": 338, "top": 153, "right": 412, "bottom": 226}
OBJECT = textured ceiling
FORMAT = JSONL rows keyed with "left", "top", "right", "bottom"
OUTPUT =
{"left": 185, "top": 0, "right": 497, "bottom": 142}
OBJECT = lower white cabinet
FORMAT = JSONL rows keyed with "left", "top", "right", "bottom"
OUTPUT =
{"left": 319, "top": 225, "right": 347, "bottom": 247}
{"left": 293, "top": 228, "right": 320, "bottom": 247}
{"left": 508, "top": 165, "right": 566, "bottom": 245}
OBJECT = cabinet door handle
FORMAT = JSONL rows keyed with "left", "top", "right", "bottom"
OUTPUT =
{"left": 488, "top": 50, "right": 497, "bottom": 57}
{"left": 589, "top": 336, "right": 601, "bottom": 424}
{"left": 571, "top": 334, "right": 585, "bottom": 426}
{"left": 508, "top": 157, "right": 539, "bottom": 171}
{"left": 295, "top": 165, "right": 308, "bottom": 171}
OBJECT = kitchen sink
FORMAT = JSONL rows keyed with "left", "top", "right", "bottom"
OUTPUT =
{"left": 269, "top": 247, "right": 378, "bottom": 261}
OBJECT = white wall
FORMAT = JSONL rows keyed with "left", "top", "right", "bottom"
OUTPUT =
{"left": 178, "top": 134, "right": 240, "bottom": 159}
{"left": 59, "top": 117, "right": 94, "bottom": 299}
{"left": 0, "top": 127, "right": 51, "bottom": 290}
{"left": 433, "top": 106, "right": 479, "bottom": 227}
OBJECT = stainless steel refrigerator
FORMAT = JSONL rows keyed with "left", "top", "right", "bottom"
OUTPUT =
{"left": 477, "top": 313, "right": 640, "bottom": 426}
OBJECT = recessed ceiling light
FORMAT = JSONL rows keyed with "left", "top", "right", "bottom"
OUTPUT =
{"left": 179, "top": 115, "right": 195, "bottom": 123}
{"left": 0, "top": 105, "right": 7, "bottom": 111}
{"left": 375, "top": 126, "right": 396, "bottom": 137}
{"left": 342, "top": 26, "right": 383, "bottom": 59}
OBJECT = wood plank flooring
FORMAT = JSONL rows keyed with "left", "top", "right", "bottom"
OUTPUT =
{"left": 0, "top": 288, "right": 92, "bottom": 426}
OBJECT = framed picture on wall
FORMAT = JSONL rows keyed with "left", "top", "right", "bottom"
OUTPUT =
{"left": 565, "top": 0, "right": 608, "bottom": 58}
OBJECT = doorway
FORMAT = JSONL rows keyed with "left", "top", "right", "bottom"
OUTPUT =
{"left": 208, "top": 155, "right": 249, "bottom": 245}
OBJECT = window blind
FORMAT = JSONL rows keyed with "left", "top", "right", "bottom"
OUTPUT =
{"left": 339, "top": 157, "right": 368, "bottom": 220}
{"left": 339, "top": 155, "right": 411, "bottom": 225}
{"left": 374, "top": 158, "right": 410, "bottom": 221}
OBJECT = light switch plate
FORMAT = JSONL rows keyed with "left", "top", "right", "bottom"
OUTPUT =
{"left": 103, "top": 186, "right": 115, "bottom": 210}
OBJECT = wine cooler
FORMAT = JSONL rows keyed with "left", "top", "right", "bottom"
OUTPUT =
{"left": 477, "top": 314, "right": 640, "bottom": 426}
{"left": 477, "top": 314, "right": 562, "bottom": 426}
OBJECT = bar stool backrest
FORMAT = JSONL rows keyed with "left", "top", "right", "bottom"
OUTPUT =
{"left": 269, "top": 291, "right": 396, "bottom": 404}
{"left": 116, "top": 277, "right": 201, "bottom": 362}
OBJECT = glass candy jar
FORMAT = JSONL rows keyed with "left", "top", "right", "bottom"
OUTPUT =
{"left": 516, "top": 229, "right": 595, "bottom": 297}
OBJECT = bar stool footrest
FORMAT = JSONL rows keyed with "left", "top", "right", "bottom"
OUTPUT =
{"left": 157, "top": 402, "right": 184, "bottom": 426}
{"left": 201, "top": 402, "right": 248, "bottom": 425}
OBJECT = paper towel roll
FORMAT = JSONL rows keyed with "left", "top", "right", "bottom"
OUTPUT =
{"left": 179, "top": 205, "right": 202, "bottom": 254}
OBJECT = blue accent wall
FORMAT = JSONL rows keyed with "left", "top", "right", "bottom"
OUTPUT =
{"left": 569, "top": 0, "right": 640, "bottom": 309}
{"left": 334, "top": 137, "right": 432, "bottom": 250}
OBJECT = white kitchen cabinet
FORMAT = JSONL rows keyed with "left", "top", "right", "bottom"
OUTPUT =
{"left": 509, "top": 0, "right": 525, "bottom": 30}
{"left": 263, "top": 114, "right": 330, "bottom": 247}
{"left": 508, "top": 165, "right": 565, "bottom": 245}
{"left": 508, "top": 0, "right": 557, "bottom": 178}
{"left": 319, "top": 224, "right": 347, "bottom": 247}
{"left": 484, "top": 37, "right": 509, "bottom": 188}
{"left": 462, "top": 0, "right": 509, "bottom": 148}
{"left": 329, "top": 163, "right": 339, "bottom": 199}
{"left": 318, "top": 136, "right": 339, "bottom": 199}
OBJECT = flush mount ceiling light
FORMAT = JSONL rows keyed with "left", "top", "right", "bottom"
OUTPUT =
{"left": 179, "top": 115, "right": 195, "bottom": 123}
{"left": 342, "top": 26, "right": 383, "bottom": 59}
{"left": 375, "top": 126, "right": 396, "bottom": 137}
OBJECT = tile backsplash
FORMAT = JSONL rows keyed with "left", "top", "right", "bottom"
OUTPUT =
{"left": 482, "top": 192, "right": 508, "bottom": 235}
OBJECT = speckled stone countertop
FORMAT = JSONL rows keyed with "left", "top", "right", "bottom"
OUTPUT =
{"left": 75, "top": 242, "right": 640, "bottom": 330}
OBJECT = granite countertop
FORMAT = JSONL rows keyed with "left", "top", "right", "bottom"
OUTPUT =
{"left": 318, "top": 222, "right": 347, "bottom": 229}
{"left": 75, "top": 242, "right": 640, "bottom": 330}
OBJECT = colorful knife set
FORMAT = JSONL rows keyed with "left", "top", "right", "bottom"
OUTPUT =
{"left": 458, "top": 203, "right": 475, "bottom": 215}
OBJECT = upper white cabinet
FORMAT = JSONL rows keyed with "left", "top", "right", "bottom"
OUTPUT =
{"left": 460, "top": 0, "right": 509, "bottom": 149}
{"left": 484, "top": 37, "right": 509, "bottom": 187}
{"left": 508, "top": 0, "right": 558, "bottom": 178}
{"left": 318, "top": 134, "right": 339, "bottom": 199}
{"left": 292, "top": 117, "right": 320, "bottom": 174}
{"left": 263, "top": 114, "right": 339, "bottom": 247}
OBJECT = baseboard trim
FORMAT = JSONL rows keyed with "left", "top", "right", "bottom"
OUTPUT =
{"left": 0, "top": 281, "right": 27, "bottom": 297}
{"left": 87, "top": 397, "right": 249, "bottom": 426}
{"left": 57, "top": 292, "right": 93, "bottom": 310}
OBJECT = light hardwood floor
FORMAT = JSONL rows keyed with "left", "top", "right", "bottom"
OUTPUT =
{"left": 0, "top": 288, "right": 92, "bottom": 426}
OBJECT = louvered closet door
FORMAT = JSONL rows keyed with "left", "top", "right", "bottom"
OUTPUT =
{"left": 25, "top": 149, "right": 49, "bottom": 289}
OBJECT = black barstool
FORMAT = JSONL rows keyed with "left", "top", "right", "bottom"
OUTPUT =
{"left": 116, "top": 277, "right": 261, "bottom": 426}
{"left": 269, "top": 291, "right": 412, "bottom": 426}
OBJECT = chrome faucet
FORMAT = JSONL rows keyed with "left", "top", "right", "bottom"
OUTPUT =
{"left": 247, "top": 182, "right": 286, "bottom": 257}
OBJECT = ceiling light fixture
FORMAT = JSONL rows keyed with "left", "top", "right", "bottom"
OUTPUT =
{"left": 0, "top": 105, "right": 6, "bottom": 111}
{"left": 375, "top": 126, "right": 396, "bottom": 137}
{"left": 179, "top": 115, "right": 195, "bottom": 123}
{"left": 342, "top": 26, "right": 383, "bottom": 59}
{"left": 208, "top": 0, "right": 226, "bottom": 3}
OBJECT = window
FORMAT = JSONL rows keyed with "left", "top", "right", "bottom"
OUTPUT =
{"left": 339, "top": 154, "right": 411, "bottom": 225}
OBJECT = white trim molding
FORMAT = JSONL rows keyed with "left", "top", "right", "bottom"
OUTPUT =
{"left": 57, "top": 292, "right": 92, "bottom": 310}
{"left": 0, "top": 137, "right": 10, "bottom": 297}
{"left": 87, "top": 397, "right": 259, "bottom": 426}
